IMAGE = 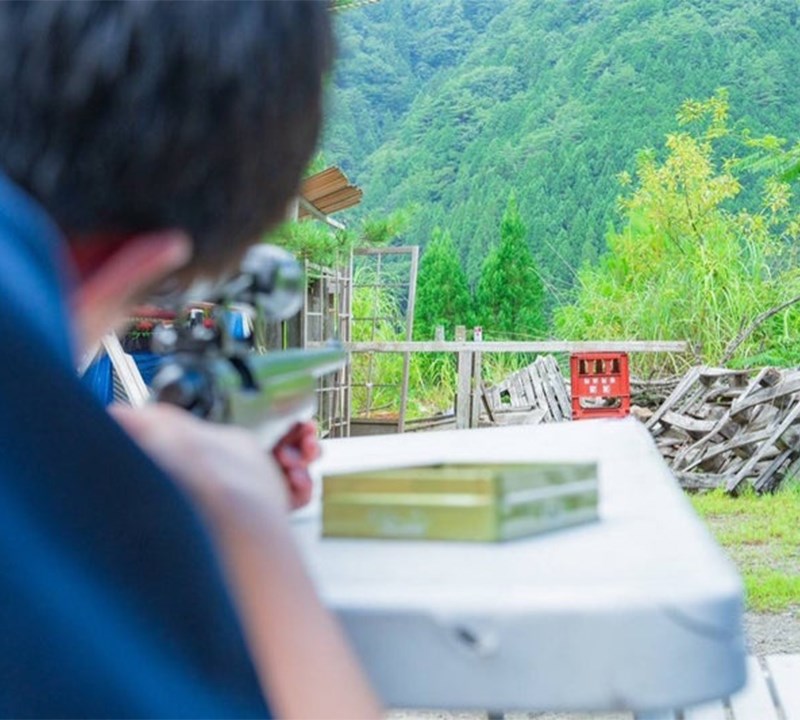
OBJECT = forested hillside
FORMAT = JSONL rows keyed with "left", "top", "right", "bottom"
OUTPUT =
{"left": 324, "top": 0, "right": 800, "bottom": 306}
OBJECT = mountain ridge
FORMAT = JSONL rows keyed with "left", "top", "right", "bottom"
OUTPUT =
{"left": 324, "top": 0, "right": 800, "bottom": 304}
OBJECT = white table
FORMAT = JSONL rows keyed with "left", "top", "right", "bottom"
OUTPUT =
{"left": 296, "top": 419, "right": 746, "bottom": 716}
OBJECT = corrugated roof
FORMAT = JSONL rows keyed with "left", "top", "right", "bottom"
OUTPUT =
{"left": 299, "top": 166, "right": 363, "bottom": 219}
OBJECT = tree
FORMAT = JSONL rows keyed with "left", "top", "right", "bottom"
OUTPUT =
{"left": 476, "top": 193, "right": 547, "bottom": 339}
{"left": 554, "top": 93, "right": 800, "bottom": 373}
{"left": 414, "top": 227, "right": 473, "bottom": 339}
{"left": 326, "top": 0, "right": 800, "bottom": 298}
{"left": 266, "top": 207, "right": 410, "bottom": 268}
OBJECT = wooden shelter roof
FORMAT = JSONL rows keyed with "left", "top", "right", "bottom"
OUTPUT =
{"left": 299, "top": 166, "right": 363, "bottom": 219}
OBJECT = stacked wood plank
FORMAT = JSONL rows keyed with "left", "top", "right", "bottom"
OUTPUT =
{"left": 646, "top": 366, "right": 800, "bottom": 493}
{"left": 631, "top": 375, "right": 681, "bottom": 407}
{"left": 481, "top": 356, "right": 571, "bottom": 425}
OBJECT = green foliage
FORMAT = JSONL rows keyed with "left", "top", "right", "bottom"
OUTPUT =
{"left": 413, "top": 353, "right": 457, "bottom": 412}
{"left": 359, "top": 207, "right": 413, "bottom": 247}
{"left": 350, "top": 268, "right": 410, "bottom": 415}
{"left": 350, "top": 267, "right": 456, "bottom": 418}
{"left": 555, "top": 94, "right": 800, "bottom": 374}
{"left": 267, "top": 207, "right": 410, "bottom": 269}
{"left": 477, "top": 194, "right": 547, "bottom": 339}
{"left": 414, "top": 228, "right": 473, "bottom": 340}
{"left": 325, "top": 0, "right": 800, "bottom": 301}
{"left": 734, "top": 129, "right": 800, "bottom": 186}
{"left": 326, "top": 0, "right": 800, "bottom": 407}
{"left": 304, "top": 153, "right": 329, "bottom": 177}
{"left": 268, "top": 221, "right": 352, "bottom": 268}
{"left": 269, "top": 147, "right": 410, "bottom": 267}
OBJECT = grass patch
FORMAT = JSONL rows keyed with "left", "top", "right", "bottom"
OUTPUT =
{"left": 744, "top": 571, "right": 800, "bottom": 613}
{"left": 690, "top": 484, "right": 800, "bottom": 612}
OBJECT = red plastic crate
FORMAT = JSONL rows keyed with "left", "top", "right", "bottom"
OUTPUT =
{"left": 570, "top": 352, "right": 631, "bottom": 420}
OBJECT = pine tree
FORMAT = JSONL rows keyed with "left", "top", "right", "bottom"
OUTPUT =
{"left": 477, "top": 193, "right": 547, "bottom": 339}
{"left": 414, "top": 228, "right": 474, "bottom": 340}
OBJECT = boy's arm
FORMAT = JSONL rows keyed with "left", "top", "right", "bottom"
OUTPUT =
{"left": 112, "top": 404, "right": 382, "bottom": 720}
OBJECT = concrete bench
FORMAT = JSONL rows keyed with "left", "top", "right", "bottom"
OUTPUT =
{"left": 299, "top": 420, "right": 746, "bottom": 716}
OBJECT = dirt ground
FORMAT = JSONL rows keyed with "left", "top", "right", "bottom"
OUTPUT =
{"left": 387, "top": 609, "right": 800, "bottom": 720}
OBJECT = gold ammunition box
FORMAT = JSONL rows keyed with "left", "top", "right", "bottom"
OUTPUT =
{"left": 322, "top": 463, "right": 599, "bottom": 542}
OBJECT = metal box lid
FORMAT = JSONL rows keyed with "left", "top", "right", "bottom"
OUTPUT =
{"left": 322, "top": 463, "right": 598, "bottom": 542}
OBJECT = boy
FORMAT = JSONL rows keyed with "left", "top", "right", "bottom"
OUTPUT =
{"left": 0, "top": 3, "right": 379, "bottom": 717}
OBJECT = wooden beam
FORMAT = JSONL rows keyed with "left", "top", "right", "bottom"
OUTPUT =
{"left": 470, "top": 350, "right": 482, "bottom": 428}
{"left": 353, "top": 246, "right": 420, "bottom": 256}
{"left": 102, "top": 333, "right": 149, "bottom": 408}
{"left": 660, "top": 410, "right": 719, "bottom": 436}
{"left": 298, "top": 197, "right": 346, "bottom": 230}
{"left": 326, "top": 340, "right": 689, "bottom": 353}
{"left": 674, "top": 472, "right": 725, "bottom": 490}
{"left": 397, "top": 246, "right": 418, "bottom": 434}
{"left": 455, "top": 326, "right": 471, "bottom": 430}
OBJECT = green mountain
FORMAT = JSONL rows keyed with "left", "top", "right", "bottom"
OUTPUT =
{"left": 324, "top": 0, "right": 800, "bottom": 307}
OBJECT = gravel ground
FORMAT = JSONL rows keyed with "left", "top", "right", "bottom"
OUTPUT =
{"left": 387, "top": 609, "right": 800, "bottom": 720}
{"left": 744, "top": 608, "right": 800, "bottom": 654}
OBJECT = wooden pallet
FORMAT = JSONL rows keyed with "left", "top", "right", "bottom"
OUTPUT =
{"left": 482, "top": 355, "right": 571, "bottom": 424}
{"left": 647, "top": 365, "right": 800, "bottom": 493}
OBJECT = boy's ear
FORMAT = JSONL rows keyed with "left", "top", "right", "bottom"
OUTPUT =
{"left": 71, "top": 230, "right": 192, "bottom": 353}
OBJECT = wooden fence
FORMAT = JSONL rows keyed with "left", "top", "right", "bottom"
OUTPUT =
{"left": 311, "top": 336, "right": 689, "bottom": 431}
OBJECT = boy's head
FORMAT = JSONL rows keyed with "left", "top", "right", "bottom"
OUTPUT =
{"left": 0, "top": 1, "right": 332, "bottom": 283}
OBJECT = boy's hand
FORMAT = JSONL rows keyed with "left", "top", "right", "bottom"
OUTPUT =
{"left": 272, "top": 422, "right": 320, "bottom": 510}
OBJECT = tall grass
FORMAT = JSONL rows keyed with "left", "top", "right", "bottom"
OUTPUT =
{"left": 555, "top": 96, "right": 800, "bottom": 376}
{"left": 350, "top": 267, "right": 409, "bottom": 416}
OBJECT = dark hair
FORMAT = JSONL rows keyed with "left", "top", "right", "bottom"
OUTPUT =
{"left": 0, "top": 1, "right": 332, "bottom": 279}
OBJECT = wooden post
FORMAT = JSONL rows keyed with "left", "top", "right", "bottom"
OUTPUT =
{"left": 287, "top": 197, "right": 300, "bottom": 222}
{"left": 470, "top": 326, "right": 483, "bottom": 428}
{"left": 343, "top": 252, "right": 353, "bottom": 437}
{"left": 284, "top": 313, "right": 302, "bottom": 349}
{"left": 455, "top": 326, "right": 471, "bottom": 429}
{"left": 398, "top": 246, "right": 419, "bottom": 434}
{"left": 434, "top": 325, "right": 445, "bottom": 341}
{"left": 470, "top": 350, "right": 482, "bottom": 428}
{"left": 363, "top": 252, "right": 383, "bottom": 419}
{"left": 262, "top": 321, "right": 283, "bottom": 350}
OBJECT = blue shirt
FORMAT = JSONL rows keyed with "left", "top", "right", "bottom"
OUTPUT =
{"left": 0, "top": 173, "right": 270, "bottom": 718}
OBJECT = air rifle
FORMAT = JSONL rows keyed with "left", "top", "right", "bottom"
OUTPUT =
{"left": 149, "top": 245, "right": 346, "bottom": 448}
